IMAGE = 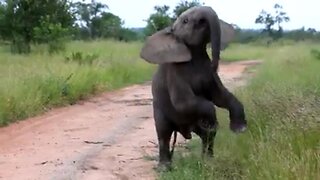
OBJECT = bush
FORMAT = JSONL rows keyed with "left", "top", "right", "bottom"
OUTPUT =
{"left": 65, "top": 52, "right": 99, "bottom": 65}
{"left": 310, "top": 49, "right": 320, "bottom": 60}
{"left": 10, "top": 37, "right": 31, "bottom": 54}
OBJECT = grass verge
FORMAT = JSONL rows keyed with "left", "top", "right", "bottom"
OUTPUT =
{"left": 160, "top": 42, "right": 320, "bottom": 180}
{"left": 0, "top": 40, "right": 155, "bottom": 125}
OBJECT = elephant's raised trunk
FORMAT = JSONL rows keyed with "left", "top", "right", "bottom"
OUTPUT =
{"left": 203, "top": 8, "right": 221, "bottom": 72}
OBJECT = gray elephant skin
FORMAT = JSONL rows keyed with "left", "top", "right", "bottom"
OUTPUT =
{"left": 140, "top": 6, "right": 246, "bottom": 169}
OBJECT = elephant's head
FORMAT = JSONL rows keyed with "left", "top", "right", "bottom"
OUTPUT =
{"left": 140, "top": 6, "right": 221, "bottom": 71}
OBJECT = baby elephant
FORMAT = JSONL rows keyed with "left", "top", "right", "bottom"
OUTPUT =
{"left": 140, "top": 6, "right": 247, "bottom": 169}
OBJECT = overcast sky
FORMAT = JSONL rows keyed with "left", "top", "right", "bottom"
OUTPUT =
{"left": 84, "top": 0, "right": 320, "bottom": 30}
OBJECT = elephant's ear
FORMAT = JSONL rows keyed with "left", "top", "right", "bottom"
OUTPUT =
{"left": 140, "top": 27, "right": 191, "bottom": 64}
{"left": 219, "top": 20, "right": 235, "bottom": 50}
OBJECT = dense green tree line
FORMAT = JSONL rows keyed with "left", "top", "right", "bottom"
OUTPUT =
{"left": 0, "top": 0, "right": 140, "bottom": 53}
{"left": 0, "top": 0, "right": 319, "bottom": 54}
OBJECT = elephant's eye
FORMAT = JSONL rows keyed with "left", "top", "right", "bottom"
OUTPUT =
{"left": 199, "top": 18, "right": 206, "bottom": 25}
{"left": 183, "top": 18, "right": 188, "bottom": 24}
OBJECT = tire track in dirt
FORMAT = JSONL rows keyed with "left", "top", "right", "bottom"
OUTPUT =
{"left": 0, "top": 60, "right": 260, "bottom": 180}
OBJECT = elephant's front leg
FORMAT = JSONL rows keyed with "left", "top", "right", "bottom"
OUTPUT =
{"left": 211, "top": 73, "right": 247, "bottom": 133}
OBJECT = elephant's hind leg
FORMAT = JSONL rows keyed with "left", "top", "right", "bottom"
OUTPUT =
{"left": 193, "top": 125, "right": 217, "bottom": 157}
{"left": 153, "top": 108, "right": 174, "bottom": 171}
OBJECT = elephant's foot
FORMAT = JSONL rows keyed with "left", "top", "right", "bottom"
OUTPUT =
{"left": 156, "top": 161, "right": 172, "bottom": 172}
{"left": 202, "top": 151, "right": 214, "bottom": 159}
{"left": 230, "top": 121, "right": 247, "bottom": 133}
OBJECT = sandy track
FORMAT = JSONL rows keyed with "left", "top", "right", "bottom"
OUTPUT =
{"left": 0, "top": 60, "right": 260, "bottom": 180}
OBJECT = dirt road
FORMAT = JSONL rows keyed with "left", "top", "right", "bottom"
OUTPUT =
{"left": 0, "top": 60, "right": 260, "bottom": 180}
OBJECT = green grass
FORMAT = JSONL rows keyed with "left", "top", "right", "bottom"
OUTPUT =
{"left": 221, "top": 43, "right": 271, "bottom": 61}
{"left": 0, "top": 40, "right": 155, "bottom": 125}
{"left": 160, "top": 42, "right": 320, "bottom": 180}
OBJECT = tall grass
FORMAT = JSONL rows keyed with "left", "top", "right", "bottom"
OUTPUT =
{"left": 160, "top": 42, "right": 320, "bottom": 180}
{"left": 221, "top": 43, "right": 271, "bottom": 61}
{"left": 0, "top": 40, "right": 154, "bottom": 125}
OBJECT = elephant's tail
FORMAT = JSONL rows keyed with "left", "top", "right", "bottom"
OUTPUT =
{"left": 170, "top": 131, "right": 178, "bottom": 158}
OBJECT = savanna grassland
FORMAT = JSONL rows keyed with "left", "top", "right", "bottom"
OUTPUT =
{"left": 161, "top": 42, "right": 320, "bottom": 180}
{"left": 0, "top": 40, "right": 319, "bottom": 180}
{"left": 0, "top": 40, "right": 155, "bottom": 125}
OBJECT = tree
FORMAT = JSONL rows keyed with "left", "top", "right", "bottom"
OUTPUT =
{"left": 73, "top": 2, "right": 138, "bottom": 41}
{"left": 144, "top": 5, "right": 172, "bottom": 36}
{"left": 33, "top": 16, "right": 71, "bottom": 54}
{"left": 144, "top": 1, "right": 204, "bottom": 36}
{"left": 255, "top": 3, "right": 290, "bottom": 39}
{"left": 0, "top": 2, "right": 7, "bottom": 39}
{"left": 173, "top": 0, "right": 203, "bottom": 19}
{"left": 282, "top": 27, "right": 320, "bottom": 41}
{"left": 99, "top": 12, "right": 123, "bottom": 38}
{"left": 117, "top": 28, "right": 139, "bottom": 42}
{"left": 0, "top": 0, "right": 74, "bottom": 53}
{"left": 73, "top": 0, "right": 108, "bottom": 39}
{"left": 72, "top": 1, "right": 139, "bottom": 41}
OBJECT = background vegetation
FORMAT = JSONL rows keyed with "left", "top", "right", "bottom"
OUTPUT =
{"left": 1, "top": 0, "right": 320, "bottom": 54}
{"left": 0, "top": 1, "right": 319, "bottom": 178}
